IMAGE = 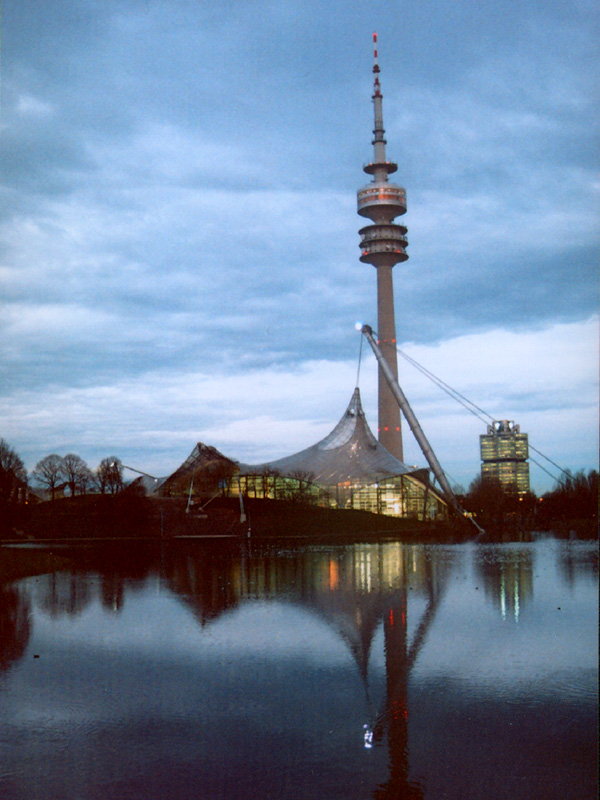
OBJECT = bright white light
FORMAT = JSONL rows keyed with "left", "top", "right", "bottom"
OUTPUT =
{"left": 355, "top": 321, "right": 363, "bottom": 331}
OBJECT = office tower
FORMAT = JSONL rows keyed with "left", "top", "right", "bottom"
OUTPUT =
{"left": 480, "top": 420, "right": 530, "bottom": 495}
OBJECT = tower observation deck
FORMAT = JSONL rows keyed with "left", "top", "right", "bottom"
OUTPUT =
{"left": 358, "top": 34, "right": 407, "bottom": 461}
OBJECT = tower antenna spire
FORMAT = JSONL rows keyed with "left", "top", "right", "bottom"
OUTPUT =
{"left": 372, "top": 32, "right": 381, "bottom": 96}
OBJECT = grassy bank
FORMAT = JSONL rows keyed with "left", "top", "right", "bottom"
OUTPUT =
{"left": 7, "top": 493, "right": 471, "bottom": 543}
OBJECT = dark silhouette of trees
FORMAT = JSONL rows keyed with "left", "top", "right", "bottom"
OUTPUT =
{"left": 77, "top": 464, "right": 95, "bottom": 495}
{"left": 537, "top": 469, "right": 599, "bottom": 526}
{"left": 465, "top": 475, "right": 507, "bottom": 526}
{"left": 62, "top": 453, "right": 92, "bottom": 496}
{"left": 97, "top": 457, "right": 124, "bottom": 494}
{"left": 464, "top": 468, "right": 598, "bottom": 532}
{"left": 464, "top": 475, "right": 536, "bottom": 528}
{"left": 32, "top": 454, "right": 65, "bottom": 501}
{"left": 0, "top": 439, "right": 28, "bottom": 535}
{"left": 24, "top": 451, "right": 96, "bottom": 501}
{"left": 0, "top": 439, "right": 27, "bottom": 504}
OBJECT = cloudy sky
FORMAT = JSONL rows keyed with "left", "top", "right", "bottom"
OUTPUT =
{"left": 1, "top": 0, "right": 598, "bottom": 493}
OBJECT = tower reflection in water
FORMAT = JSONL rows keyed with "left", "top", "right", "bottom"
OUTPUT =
{"left": 164, "top": 541, "right": 449, "bottom": 798}
{"left": 0, "top": 539, "right": 556, "bottom": 798}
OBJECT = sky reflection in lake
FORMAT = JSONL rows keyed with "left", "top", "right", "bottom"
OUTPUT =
{"left": 0, "top": 538, "right": 597, "bottom": 800}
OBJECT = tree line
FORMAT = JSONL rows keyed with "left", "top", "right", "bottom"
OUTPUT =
{"left": 462, "top": 470, "right": 598, "bottom": 529}
{"left": 0, "top": 438, "right": 125, "bottom": 504}
{"left": 1, "top": 436, "right": 597, "bottom": 532}
{"left": 534, "top": 469, "right": 598, "bottom": 528}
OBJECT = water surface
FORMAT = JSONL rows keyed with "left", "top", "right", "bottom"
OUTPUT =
{"left": 0, "top": 536, "right": 597, "bottom": 799}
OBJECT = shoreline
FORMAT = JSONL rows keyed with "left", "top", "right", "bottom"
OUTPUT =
{"left": 2, "top": 493, "right": 596, "bottom": 547}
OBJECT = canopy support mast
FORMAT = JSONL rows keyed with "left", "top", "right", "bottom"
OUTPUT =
{"left": 361, "top": 325, "right": 484, "bottom": 534}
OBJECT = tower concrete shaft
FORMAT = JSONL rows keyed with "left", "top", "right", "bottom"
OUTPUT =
{"left": 357, "top": 33, "right": 407, "bottom": 461}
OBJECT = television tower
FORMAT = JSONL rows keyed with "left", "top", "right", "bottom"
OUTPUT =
{"left": 357, "top": 33, "right": 408, "bottom": 461}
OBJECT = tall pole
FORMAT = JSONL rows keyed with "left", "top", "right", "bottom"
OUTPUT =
{"left": 361, "top": 325, "right": 485, "bottom": 534}
{"left": 357, "top": 34, "right": 408, "bottom": 461}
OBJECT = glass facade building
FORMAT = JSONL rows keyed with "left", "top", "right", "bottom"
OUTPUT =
{"left": 230, "top": 471, "right": 444, "bottom": 521}
{"left": 480, "top": 420, "right": 530, "bottom": 495}
{"left": 160, "top": 389, "right": 449, "bottom": 522}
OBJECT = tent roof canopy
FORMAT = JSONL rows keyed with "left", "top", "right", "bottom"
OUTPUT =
{"left": 238, "top": 388, "right": 421, "bottom": 487}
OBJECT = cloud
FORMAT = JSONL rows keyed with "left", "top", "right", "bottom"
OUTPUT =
{"left": 16, "top": 94, "right": 55, "bottom": 117}
{"left": 2, "top": 318, "right": 596, "bottom": 493}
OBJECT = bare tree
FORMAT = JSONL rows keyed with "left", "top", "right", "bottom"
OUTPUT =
{"left": 97, "top": 457, "right": 124, "bottom": 494}
{"left": 77, "top": 465, "right": 96, "bottom": 495}
{"left": 261, "top": 468, "right": 281, "bottom": 500}
{"left": 289, "top": 470, "right": 317, "bottom": 503}
{"left": 32, "top": 454, "right": 65, "bottom": 501}
{"left": 0, "top": 439, "right": 27, "bottom": 504}
{"left": 62, "top": 454, "right": 91, "bottom": 497}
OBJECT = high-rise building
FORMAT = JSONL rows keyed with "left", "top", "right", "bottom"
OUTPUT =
{"left": 357, "top": 33, "right": 408, "bottom": 462}
{"left": 480, "top": 420, "right": 530, "bottom": 495}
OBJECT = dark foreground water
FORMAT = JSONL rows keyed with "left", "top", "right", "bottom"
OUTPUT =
{"left": 0, "top": 535, "right": 597, "bottom": 800}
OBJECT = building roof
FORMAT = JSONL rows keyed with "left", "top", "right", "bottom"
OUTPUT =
{"left": 159, "top": 442, "right": 238, "bottom": 495}
{"left": 238, "top": 388, "right": 418, "bottom": 486}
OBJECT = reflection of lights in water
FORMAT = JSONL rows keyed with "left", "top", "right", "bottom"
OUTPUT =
{"left": 329, "top": 559, "right": 339, "bottom": 591}
{"left": 500, "top": 570, "right": 521, "bottom": 622}
{"left": 363, "top": 724, "right": 374, "bottom": 749}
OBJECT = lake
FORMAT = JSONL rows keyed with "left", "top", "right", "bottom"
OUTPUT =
{"left": 0, "top": 535, "right": 597, "bottom": 799}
